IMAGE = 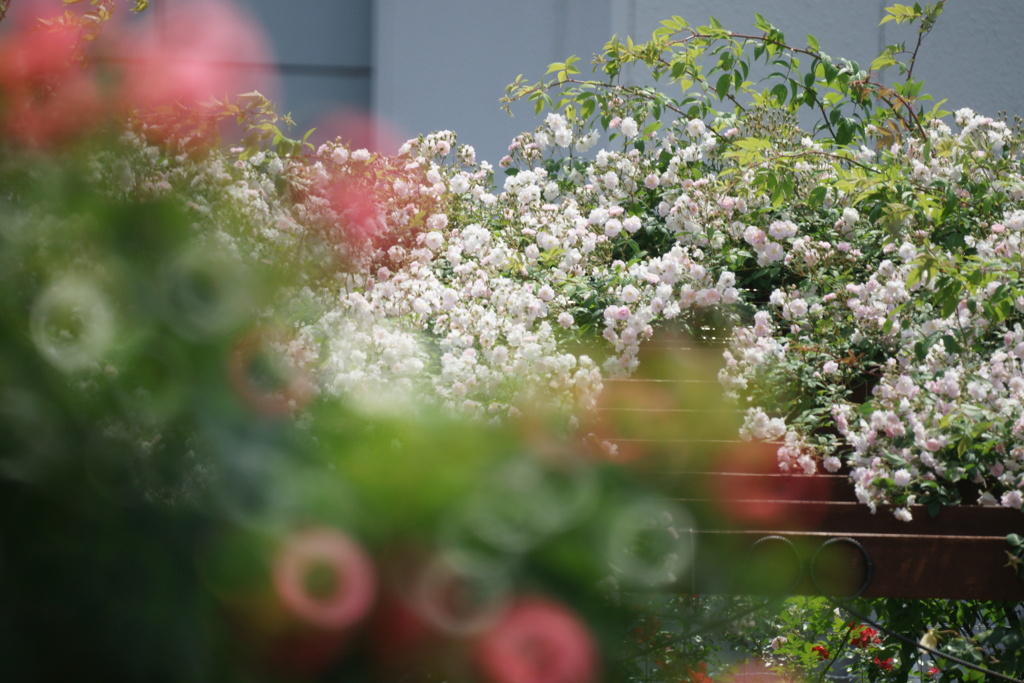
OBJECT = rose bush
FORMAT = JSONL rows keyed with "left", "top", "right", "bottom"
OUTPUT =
{"left": 0, "top": 3, "right": 698, "bottom": 681}
{"left": 4, "top": 1, "right": 1024, "bottom": 681}
{"left": 221, "top": 1, "right": 1024, "bottom": 520}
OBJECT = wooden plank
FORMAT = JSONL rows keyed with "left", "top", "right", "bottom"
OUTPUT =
{"left": 657, "top": 472, "right": 851, "bottom": 499}
{"left": 672, "top": 498, "right": 1024, "bottom": 535}
{"left": 688, "top": 530, "right": 1024, "bottom": 601}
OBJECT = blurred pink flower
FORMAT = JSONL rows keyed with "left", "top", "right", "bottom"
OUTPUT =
{"left": 117, "top": 0, "right": 276, "bottom": 134}
{"left": 227, "top": 327, "right": 314, "bottom": 417}
{"left": 273, "top": 527, "right": 377, "bottom": 631}
{"left": 327, "top": 172, "right": 385, "bottom": 250}
{"left": 0, "top": 22, "right": 102, "bottom": 147}
{"left": 475, "top": 597, "right": 598, "bottom": 683}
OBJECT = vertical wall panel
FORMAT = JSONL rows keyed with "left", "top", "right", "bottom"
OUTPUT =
{"left": 374, "top": 0, "right": 614, "bottom": 164}
{"left": 233, "top": 0, "right": 374, "bottom": 133}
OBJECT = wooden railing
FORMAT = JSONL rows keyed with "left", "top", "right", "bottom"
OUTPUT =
{"left": 587, "top": 337, "right": 1024, "bottom": 601}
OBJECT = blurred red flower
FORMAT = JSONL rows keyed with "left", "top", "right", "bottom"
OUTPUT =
{"left": 227, "top": 327, "right": 315, "bottom": 417}
{"left": 688, "top": 661, "right": 714, "bottom": 683}
{"left": 874, "top": 656, "right": 894, "bottom": 671}
{"left": 710, "top": 440, "right": 833, "bottom": 529}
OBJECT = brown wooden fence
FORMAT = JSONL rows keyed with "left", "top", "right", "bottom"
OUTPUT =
{"left": 589, "top": 339, "right": 1024, "bottom": 601}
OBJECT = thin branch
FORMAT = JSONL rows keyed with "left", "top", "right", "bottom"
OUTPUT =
{"left": 907, "top": 0, "right": 945, "bottom": 82}
{"left": 906, "top": 30, "right": 927, "bottom": 83}
{"left": 817, "top": 621, "right": 856, "bottom": 683}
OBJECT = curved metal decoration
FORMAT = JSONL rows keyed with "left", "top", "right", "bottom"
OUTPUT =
{"left": 810, "top": 536, "right": 874, "bottom": 599}
{"left": 744, "top": 535, "right": 803, "bottom": 595}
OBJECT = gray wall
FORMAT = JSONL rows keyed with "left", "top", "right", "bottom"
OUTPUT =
{"left": 242, "top": 0, "right": 373, "bottom": 143}
{"left": 105, "top": 1, "right": 375, "bottom": 144}
{"left": 611, "top": 0, "right": 1024, "bottom": 119}
{"left": 373, "top": 0, "right": 614, "bottom": 162}
{"left": 129, "top": 2, "right": 1023, "bottom": 164}
{"left": 373, "top": 1, "right": 1024, "bottom": 165}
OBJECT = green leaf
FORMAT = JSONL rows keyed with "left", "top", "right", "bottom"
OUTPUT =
{"left": 835, "top": 118, "right": 856, "bottom": 145}
{"left": 580, "top": 99, "right": 595, "bottom": 121}
{"left": 882, "top": 312, "right": 897, "bottom": 335}
{"left": 715, "top": 73, "right": 732, "bottom": 99}
{"left": 944, "top": 636, "right": 986, "bottom": 664}
{"left": 939, "top": 286, "right": 961, "bottom": 318}
{"left": 807, "top": 34, "right": 819, "bottom": 51}
{"left": 913, "top": 339, "right": 928, "bottom": 362}
{"left": 770, "top": 83, "right": 788, "bottom": 105}
{"left": 808, "top": 186, "right": 827, "bottom": 208}
{"left": 823, "top": 59, "right": 839, "bottom": 84}
{"left": 972, "top": 421, "right": 993, "bottom": 438}
{"left": 905, "top": 266, "right": 922, "bottom": 288}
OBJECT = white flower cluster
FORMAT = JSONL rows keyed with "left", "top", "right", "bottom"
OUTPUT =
{"left": 274, "top": 117, "right": 762, "bottom": 420}
{"left": 114, "top": 93, "right": 1024, "bottom": 518}
{"left": 712, "top": 111, "right": 1024, "bottom": 517}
